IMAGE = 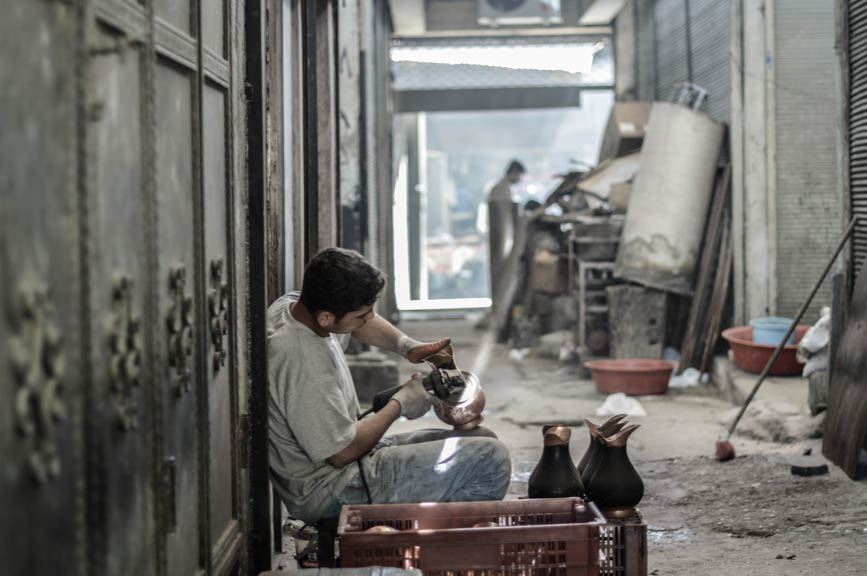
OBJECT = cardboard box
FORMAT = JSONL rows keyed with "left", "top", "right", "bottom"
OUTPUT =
{"left": 530, "top": 250, "right": 566, "bottom": 294}
{"left": 598, "top": 101, "right": 653, "bottom": 163}
{"left": 578, "top": 151, "right": 640, "bottom": 208}
{"left": 609, "top": 181, "right": 632, "bottom": 211}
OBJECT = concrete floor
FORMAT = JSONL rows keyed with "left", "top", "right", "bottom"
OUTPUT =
{"left": 382, "top": 317, "right": 867, "bottom": 575}
{"left": 388, "top": 317, "right": 813, "bottom": 469}
{"left": 273, "top": 316, "right": 867, "bottom": 575}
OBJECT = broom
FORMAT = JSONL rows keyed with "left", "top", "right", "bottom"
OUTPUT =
{"left": 716, "top": 217, "right": 859, "bottom": 462}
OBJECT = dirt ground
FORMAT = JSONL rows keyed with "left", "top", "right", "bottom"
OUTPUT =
{"left": 383, "top": 318, "right": 867, "bottom": 576}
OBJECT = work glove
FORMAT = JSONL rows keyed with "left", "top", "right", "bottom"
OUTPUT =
{"left": 391, "top": 374, "right": 435, "bottom": 420}
{"left": 397, "top": 335, "right": 454, "bottom": 367}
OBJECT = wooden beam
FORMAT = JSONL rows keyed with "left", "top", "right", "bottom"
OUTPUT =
{"left": 394, "top": 86, "right": 610, "bottom": 113}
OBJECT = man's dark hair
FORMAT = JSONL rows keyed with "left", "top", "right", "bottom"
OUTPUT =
{"left": 506, "top": 159, "right": 526, "bottom": 176}
{"left": 299, "top": 248, "right": 386, "bottom": 320}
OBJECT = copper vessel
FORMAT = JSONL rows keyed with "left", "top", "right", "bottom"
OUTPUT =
{"left": 578, "top": 414, "right": 628, "bottom": 485}
{"left": 584, "top": 424, "right": 643, "bottom": 517}
{"left": 433, "top": 370, "right": 486, "bottom": 430}
{"left": 528, "top": 426, "right": 585, "bottom": 499}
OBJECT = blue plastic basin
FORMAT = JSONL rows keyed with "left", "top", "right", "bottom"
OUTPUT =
{"left": 749, "top": 317, "right": 795, "bottom": 346}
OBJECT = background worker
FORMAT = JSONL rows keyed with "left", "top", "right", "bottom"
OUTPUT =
{"left": 268, "top": 247, "right": 512, "bottom": 523}
{"left": 487, "top": 159, "right": 526, "bottom": 311}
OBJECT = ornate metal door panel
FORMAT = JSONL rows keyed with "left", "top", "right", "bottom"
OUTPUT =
{"left": 155, "top": 0, "right": 192, "bottom": 36}
{"left": 203, "top": 79, "right": 242, "bottom": 573}
{"left": 2, "top": 1, "right": 251, "bottom": 575}
{"left": 85, "top": 18, "right": 154, "bottom": 576}
{"left": 155, "top": 54, "right": 202, "bottom": 576}
{"left": 202, "top": 0, "right": 226, "bottom": 58}
{"left": 0, "top": 2, "right": 83, "bottom": 574}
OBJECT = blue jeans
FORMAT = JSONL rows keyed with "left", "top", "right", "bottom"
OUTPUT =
{"left": 320, "top": 427, "right": 511, "bottom": 518}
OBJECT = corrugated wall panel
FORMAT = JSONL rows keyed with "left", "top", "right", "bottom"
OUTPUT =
{"left": 615, "top": 0, "right": 637, "bottom": 99}
{"left": 636, "top": 0, "right": 656, "bottom": 100}
{"left": 654, "top": 0, "right": 689, "bottom": 100}
{"left": 850, "top": 0, "right": 867, "bottom": 278}
{"left": 775, "top": 0, "right": 842, "bottom": 318}
{"left": 688, "top": 0, "right": 731, "bottom": 122}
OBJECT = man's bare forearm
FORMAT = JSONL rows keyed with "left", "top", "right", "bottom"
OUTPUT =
{"left": 326, "top": 399, "right": 400, "bottom": 468}
{"left": 352, "top": 312, "right": 405, "bottom": 353}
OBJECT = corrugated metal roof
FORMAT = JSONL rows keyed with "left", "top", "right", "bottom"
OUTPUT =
{"left": 391, "top": 37, "right": 613, "bottom": 91}
{"left": 392, "top": 60, "right": 607, "bottom": 90}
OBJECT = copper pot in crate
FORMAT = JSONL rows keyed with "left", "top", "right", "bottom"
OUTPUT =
{"left": 338, "top": 498, "right": 607, "bottom": 575}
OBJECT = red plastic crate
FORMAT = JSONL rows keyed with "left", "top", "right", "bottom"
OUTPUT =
{"left": 598, "top": 509, "right": 646, "bottom": 576}
{"left": 337, "top": 498, "right": 606, "bottom": 576}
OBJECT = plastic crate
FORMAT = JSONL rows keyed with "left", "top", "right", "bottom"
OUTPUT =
{"left": 338, "top": 498, "right": 607, "bottom": 576}
{"left": 598, "top": 509, "right": 647, "bottom": 576}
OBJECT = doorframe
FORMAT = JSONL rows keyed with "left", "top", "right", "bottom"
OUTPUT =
{"left": 244, "top": 0, "right": 272, "bottom": 572}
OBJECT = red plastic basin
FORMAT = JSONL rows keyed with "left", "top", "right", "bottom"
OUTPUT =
{"left": 721, "top": 325, "right": 808, "bottom": 376}
{"left": 584, "top": 359, "right": 675, "bottom": 395}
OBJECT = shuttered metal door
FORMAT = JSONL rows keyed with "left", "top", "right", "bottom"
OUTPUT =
{"left": 652, "top": 0, "right": 730, "bottom": 121}
{"left": 688, "top": 0, "right": 731, "bottom": 123}
{"left": 774, "top": 0, "right": 840, "bottom": 318}
{"left": 654, "top": 0, "right": 690, "bottom": 101}
{"left": 850, "top": 0, "right": 867, "bottom": 278}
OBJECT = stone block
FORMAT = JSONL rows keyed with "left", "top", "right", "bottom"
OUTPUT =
{"left": 346, "top": 351, "right": 399, "bottom": 404}
{"left": 606, "top": 284, "right": 666, "bottom": 358}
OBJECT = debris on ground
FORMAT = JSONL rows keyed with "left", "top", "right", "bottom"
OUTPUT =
{"left": 789, "top": 455, "right": 830, "bottom": 476}
{"left": 719, "top": 401, "right": 825, "bottom": 443}
{"left": 536, "top": 330, "right": 575, "bottom": 360}
{"left": 797, "top": 306, "right": 831, "bottom": 377}
{"left": 596, "top": 392, "right": 647, "bottom": 417}
{"left": 669, "top": 367, "right": 707, "bottom": 388}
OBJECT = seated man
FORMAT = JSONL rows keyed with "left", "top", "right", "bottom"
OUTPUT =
{"left": 268, "top": 247, "right": 512, "bottom": 523}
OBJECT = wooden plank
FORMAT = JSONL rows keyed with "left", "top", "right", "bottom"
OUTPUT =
{"left": 828, "top": 273, "right": 847, "bottom": 394}
{"left": 823, "top": 254, "right": 867, "bottom": 478}
{"left": 699, "top": 212, "right": 733, "bottom": 373}
{"left": 678, "top": 164, "right": 731, "bottom": 373}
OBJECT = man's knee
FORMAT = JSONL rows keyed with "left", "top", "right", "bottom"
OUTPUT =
{"left": 474, "top": 438, "right": 512, "bottom": 479}
{"left": 452, "top": 425, "right": 499, "bottom": 439}
{"left": 491, "top": 439, "right": 512, "bottom": 478}
{"left": 459, "top": 437, "right": 511, "bottom": 500}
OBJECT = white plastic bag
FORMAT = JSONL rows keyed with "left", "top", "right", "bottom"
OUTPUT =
{"left": 797, "top": 306, "right": 831, "bottom": 357}
{"left": 797, "top": 307, "right": 831, "bottom": 378}
{"left": 595, "top": 393, "right": 647, "bottom": 417}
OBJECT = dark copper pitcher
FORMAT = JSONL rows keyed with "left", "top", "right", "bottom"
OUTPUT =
{"left": 585, "top": 424, "right": 643, "bottom": 517}
{"left": 577, "top": 414, "right": 628, "bottom": 485}
{"left": 528, "top": 426, "right": 585, "bottom": 499}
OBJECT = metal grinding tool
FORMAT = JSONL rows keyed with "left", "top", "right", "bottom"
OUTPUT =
{"left": 368, "top": 368, "right": 468, "bottom": 414}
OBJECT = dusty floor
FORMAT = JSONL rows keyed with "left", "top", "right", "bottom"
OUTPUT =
{"left": 380, "top": 317, "right": 867, "bottom": 575}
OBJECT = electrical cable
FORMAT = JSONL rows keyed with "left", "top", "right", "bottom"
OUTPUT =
{"left": 357, "top": 458, "right": 373, "bottom": 504}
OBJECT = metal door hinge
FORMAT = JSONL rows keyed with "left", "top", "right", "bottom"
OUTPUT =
{"left": 240, "top": 413, "right": 249, "bottom": 469}
{"left": 162, "top": 456, "right": 177, "bottom": 533}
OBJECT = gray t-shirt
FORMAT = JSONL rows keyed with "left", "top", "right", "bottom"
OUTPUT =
{"left": 267, "top": 292, "right": 360, "bottom": 521}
